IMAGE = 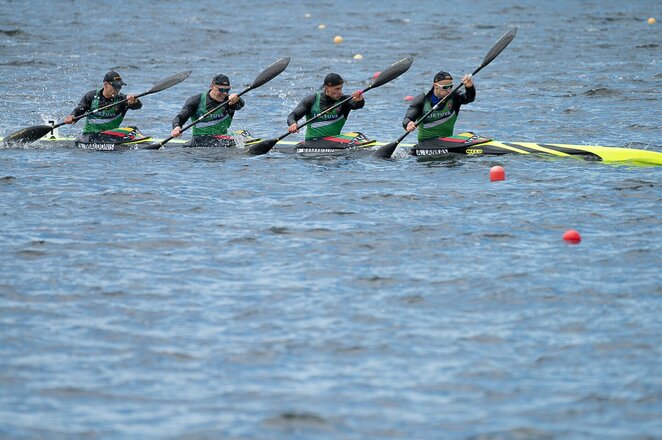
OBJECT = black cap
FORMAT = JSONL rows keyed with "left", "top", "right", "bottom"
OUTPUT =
{"left": 434, "top": 71, "right": 453, "bottom": 82}
{"left": 324, "top": 73, "right": 344, "bottom": 86}
{"left": 212, "top": 74, "right": 230, "bottom": 86}
{"left": 103, "top": 70, "right": 126, "bottom": 89}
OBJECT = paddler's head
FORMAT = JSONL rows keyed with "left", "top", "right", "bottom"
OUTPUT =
{"left": 432, "top": 70, "right": 453, "bottom": 98}
{"left": 210, "top": 74, "right": 231, "bottom": 101}
{"left": 103, "top": 70, "right": 126, "bottom": 97}
{"left": 323, "top": 73, "right": 344, "bottom": 101}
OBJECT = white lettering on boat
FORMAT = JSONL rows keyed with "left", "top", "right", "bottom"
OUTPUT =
{"left": 296, "top": 148, "right": 337, "bottom": 153}
{"left": 416, "top": 149, "right": 449, "bottom": 156}
{"left": 80, "top": 143, "right": 116, "bottom": 151}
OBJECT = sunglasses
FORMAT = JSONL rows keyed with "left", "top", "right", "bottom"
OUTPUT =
{"left": 435, "top": 83, "right": 453, "bottom": 90}
{"left": 216, "top": 86, "right": 231, "bottom": 93}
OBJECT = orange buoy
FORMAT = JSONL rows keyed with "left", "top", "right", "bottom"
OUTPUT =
{"left": 563, "top": 229, "right": 582, "bottom": 244}
{"left": 490, "top": 165, "right": 505, "bottom": 181}
{"left": 404, "top": 95, "right": 414, "bottom": 101}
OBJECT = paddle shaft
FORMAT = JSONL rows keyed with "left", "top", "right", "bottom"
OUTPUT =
{"left": 53, "top": 88, "right": 158, "bottom": 130}
{"left": 374, "top": 27, "right": 517, "bottom": 158}
{"left": 394, "top": 76, "right": 473, "bottom": 145}
{"left": 157, "top": 57, "right": 290, "bottom": 149}
{"left": 373, "top": 78, "right": 478, "bottom": 156}
{"left": 372, "top": 81, "right": 473, "bottom": 155}
{"left": 279, "top": 92, "right": 366, "bottom": 143}
{"left": 158, "top": 88, "right": 251, "bottom": 147}
{"left": 1, "top": 70, "right": 193, "bottom": 145}
{"left": 243, "top": 57, "right": 413, "bottom": 156}
{"left": 244, "top": 91, "right": 367, "bottom": 153}
{"left": 269, "top": 57, "right": 415, "bottom": 144}
{"left": 415, "top": 71, "right": 483, "bottom": 128}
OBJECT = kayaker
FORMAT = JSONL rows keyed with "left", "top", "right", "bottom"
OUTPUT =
{"left": 287, "top": 73, "right": 364, "bottom": 140}
{"left": 170, "top": 74, "right": 244, "bottom": 140}
{"left": 63, "top": 71, "right": 142, "bottom": 138}
{"left": 403, "top": 70, "right": 475, "bottom": 141}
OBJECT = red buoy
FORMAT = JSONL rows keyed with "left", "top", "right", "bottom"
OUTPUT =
{"left": 372, "top": 71, "right": 381, "bottom": 80}
{"left": 490, "top": 165, "right": 505, "bottom": 181}
{"left": 404, "top": 95, "right": 414, "bottom": 101}
{"left": 563, "top": 229, "right": 581, "bottom": 244}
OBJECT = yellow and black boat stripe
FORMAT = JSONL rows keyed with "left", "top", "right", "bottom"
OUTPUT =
{"left": 500, "top": 142, "right": 662, "bottom": 164}
{"left": 479, "top": 141, "right": 539, "bottom": 155}
{"left": 501, "top": 142, "right": 599, "bottom": 159}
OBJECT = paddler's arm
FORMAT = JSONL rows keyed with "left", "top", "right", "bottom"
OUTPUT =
{"left": 458, "top": 74, "right": 476, "bottom": 104}
{"left": 339, "top": 91, "right": 365, "bottom": 118}
{"left": 226, "top": 94, "right": 245, "bottom": 112}
{"left": 126, "top": 95, "right": 142, "bottom": 110}
{"left": 347, "top": 90, "right": 365, "bottom": 109}
{"left": 287, "top": 94, "right": 316, "bottom": 133}
{"left": 171, "top": 94, "right": 201, "bottom": 138}
{"left": 116, "top": 93, "right": 142, "bottom": 114}
{"left": 64, "top": 90, "right": 95, "bottom": 124}
{"left": 403, "top": 93, "right": 425, "bottom": 132}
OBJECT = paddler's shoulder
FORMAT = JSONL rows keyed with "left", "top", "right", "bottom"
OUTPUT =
{"left": 408, "top": 92, "right": 428, "bottom": 106}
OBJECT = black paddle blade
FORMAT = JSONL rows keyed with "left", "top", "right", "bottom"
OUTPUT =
{"left": 372, "top": 141, "right": 399, "bottom": 158}
{"left": 250, "top": 57, "right": 290, "bottom": 89}
{"left": 370, "top": 57, "right": 414, "bottom": 89}
{"left": 3, "top": 125, "right": 53, "bottom": 145}
{"left": 147, "top": 70, "right": 193, "bottom": 94}
{"left": 480, "top": 27, "right": 517, "bottom": 70}
{"left": 246, "top": 138, "right": 278, "bottom": 155}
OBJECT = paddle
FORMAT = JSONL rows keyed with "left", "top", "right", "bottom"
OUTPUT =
{"left": 156, "top": 57, "right": 291, "bottom": 150}
{"left": 246, "top": 56, "right": 414, "bottom": 155}
{"left": 373, "top": 27, "right": 518, "bottom": 158}
{"left": 2, "top": 70, "right": 193, "bottom": 145}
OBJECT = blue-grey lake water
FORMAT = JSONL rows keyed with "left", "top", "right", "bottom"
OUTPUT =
{"left": 1, "top": 0, "right": 661, "bottom": 438}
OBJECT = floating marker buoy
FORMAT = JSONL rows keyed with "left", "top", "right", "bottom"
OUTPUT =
{"left": 489, "top": 165, "right": 505, "bottom": 181}
{"left": 304, "top": 13, "right": 311, "bottom": 18}
{"left": 648, "top": 17, "right": 656, "bottom": 24}
{"left": 318, "top": 24, "right": 326, "bottom": 29}
{"left": 404, "top": 95, "right": 414, "bottom": 101}
{"left": 353, "top": 54, "right": 363, "bottom": 60}
{"left": 333, "top": 35, "right": 343, "bottom": 43}
{"left": 563, "top": 229, "right": 581, "bottom": 244}
{"left": 372, "top": 71, "right": 381, "bottom": 80}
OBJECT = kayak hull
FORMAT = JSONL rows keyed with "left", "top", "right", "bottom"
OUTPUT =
{"left": 2, "top": 129, "right": 660, "bottom": 166}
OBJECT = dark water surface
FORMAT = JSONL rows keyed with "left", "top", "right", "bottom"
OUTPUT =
{"left": 1, "top": 0, "right": 661, "bottom": 438}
